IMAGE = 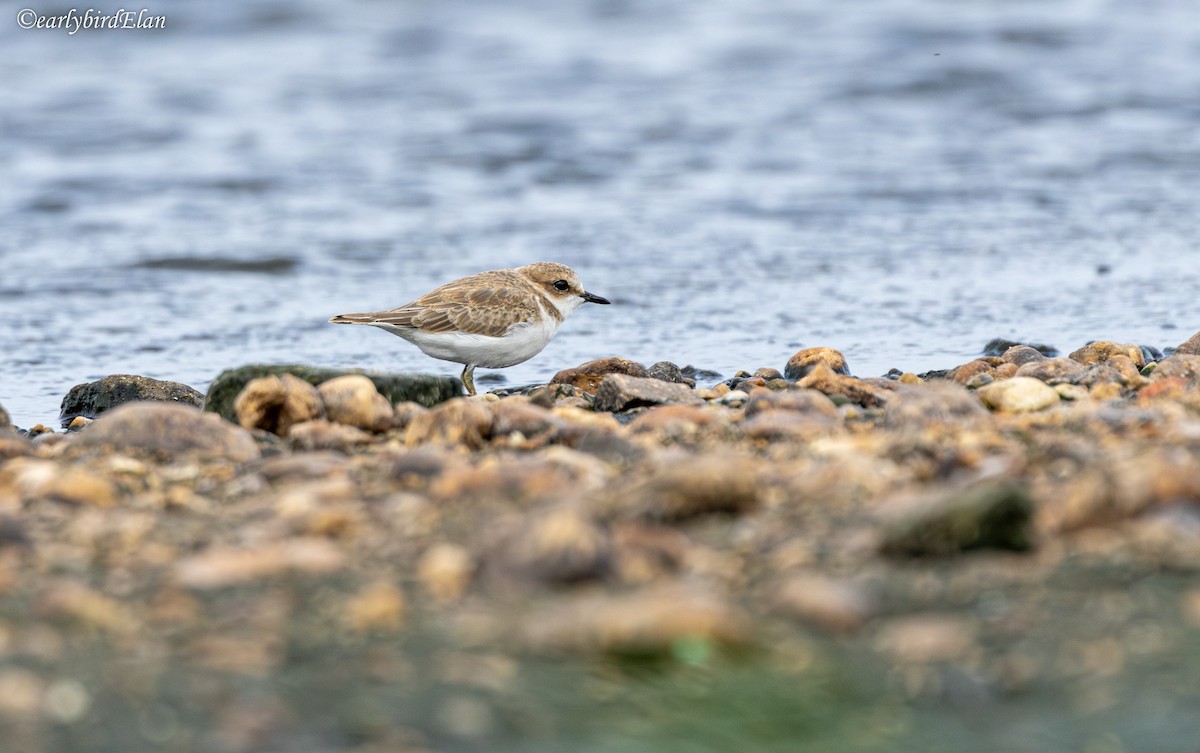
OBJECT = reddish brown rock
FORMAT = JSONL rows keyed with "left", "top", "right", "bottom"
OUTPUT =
{"left": 72, "top": 402, "right": 260, "bottom": 463}
{"left": 550, "top": 357, "right": 649, "bottom": 394}
{"left": 318, "top": 375, "right": 393, "bottom": 432}
{"left": 234, "top": 374, "right": 325, "bottom": 437}
{"left": 1137, "top": 377, "right": 1190, "bottom": 404}
{"left": 948, "top": 359, "right": 995, "bottom": 386}
{"left": 784, "top": 348, "right": 850, "bottom": 380}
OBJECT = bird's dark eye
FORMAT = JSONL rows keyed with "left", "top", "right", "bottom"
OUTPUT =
{"left": 553, "top": 280, "right": 569, "bottom": 291}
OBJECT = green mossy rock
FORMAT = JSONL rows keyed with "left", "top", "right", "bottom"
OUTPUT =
{"left": 203, "top": 364, "right": 461, "bottom": 422}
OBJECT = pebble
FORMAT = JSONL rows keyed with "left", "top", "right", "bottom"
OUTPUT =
{"left": 71, "top": 402, "right": 261, "bottom": 463}
{"left": 317, "top": 375, "right": 394, "bottom": 432}
{"left": 795, "top": 363, "right": 889, "bottom": 407}
{"left": 976, "top": 376, "right": 1060, "bottom": 412}
{"left": 418, "top": 543, "right": 474, "bottom": 603}
{"left": 287, "top": 419, "right": 377, "bottom": 452}
{"left": 343, "top": 581, "right": 406, "bottom": 633}
{"left": 592, "top": 374, "right": 702, "bottom": 413}
{"left": 784, "top": 348, "right": 850, "bottom": 380}
{"left": 880, "top": 479, "right": 1034, "bottom": 556}
{"left": 883, "top": 381, "right": 989, "bottom": 430}
{"left": 404, "top": 399, "right": 494, "bottom": 449}
{"left": 743, "top": 388, "right": 840, "bottom": 420}
{"left": 521, "top": 585, "right": 753, "bottom": 658}
{"left": 1069, "top": 341, "right": 1146, "bottom": 368}
{"left": 482, "top": 506, "right": 612, "bottom": 586}
{"left": 602, "top": 455, "right": 759, "bottom": 522}
{"left": 648, "top": 361, "right": 695, "bottom": 386}
{"left": 1015, "top": 357, "right": 1089, "bottom": 384}
{"left": 773, "top": 573, "right": 875, "bottom": 635}
{"left": 549, "top": 357, "right": 649, "bottom": 394}
{"left": 174, "top": 538, "right": 345, "bottom": 589}
{"left": 1173, "top": 329, "right": 1200, "bottom": 356}
{"left": 999, "top": 345, "right": 1047, "bottom": 366}
{"left": 234, "top": 374, "right": 325, "bottom": 437}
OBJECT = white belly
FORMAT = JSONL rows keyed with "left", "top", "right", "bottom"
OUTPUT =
{"left": 376, "top": 313, "right": 560, "bottom": 369}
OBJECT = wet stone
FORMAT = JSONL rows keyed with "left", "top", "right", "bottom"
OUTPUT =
{"left": 287, "top": 419, "right": 377, "bottom": 452}
{"left": 981, "top": 338, "right": 1057, "bottom": 358}
{"left": 604, "top": 456, "right": 759, "bottom": 522}
{"left": 1174, "top": 330, "right": 1200, "bottom": 356}
{"left": 784, "top": 348, "right": 850, "bottom": 381}
{"left": 1069, "top": 341, "right": 1146, "bottom": 369}
{"left": 317, "top": 375, "right": 394, "bottom": 432}
{"left": 205, "top": 364, "right": 460, "bottom": 422}
{"left": 647, "top": 361, "right": 694, "bottom": 386}
{"left": 59, "top": 374, "right": 203, "bottom": 427}
{"left": 1000, "top": 345, "right": 1047, "bottom": 366}
{"left": 1016, "top": 357, "right": 1089, "bottom": 384}
{"left": 418, "top": 543, "right": 474, "bottom": 603}
{"left": 1147, "top": 354, "right": 1200, "bottom": 385}
{"left": 881, "top": 480, "right": 1034, "bottom": 556}
{"left": 795, "top": 364, "right": 889, "bottom": 407}
{"left": 948, "top": 359, "right": 995, "bottom": 386}
{"left": 743, "top": 389, "right": 840, "bottom": 420}
{"left": 550, "top": 357, "right": 650, "bottom": 394}
{"left": 977, "top": 376, "right": 1061, "bottom": 412}
{"left": 404, "top": 399, "right": 494, "bottom": 449}
{"left": 773, "top": 573, "right": 876, "bottom": 635}
{"left": 234, "top": 374, "right": 325, "bottom": 437}
{"left": 521, "top": 585, "right": 753, "bottom": 658}
{"left": 883, "top": 382, "right": 989, "bottom": 430}
{"left": 71, "top": 402, "right": 260, "bottom": 463}
{"left": 482, "top": 506, "right": 613, "bottom": 587}
{"left": 592, "top": 374, "right": 701, "bottom": 413}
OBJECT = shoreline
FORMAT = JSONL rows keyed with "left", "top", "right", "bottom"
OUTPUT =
{"left": 1, "top": 336, "right": 1199, "bottom": 750}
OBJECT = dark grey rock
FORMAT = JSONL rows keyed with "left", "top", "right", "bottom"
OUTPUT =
{"left": 59, "top": 374, "right": 203, "bottom": 427}
{"left": 881, "top": 480, "right": 1034, "bottom": 556}
{"left": 647, "top": 361, "right": 694, "bottom": 387}
{"left": 592, "top": 374, "right": 701, "bottom": 413}
{"left": 204, "top": 364, "right": 460, "bottom": 423}
{"left": 981, "top": 338, "right": 1058, "bottom": 358}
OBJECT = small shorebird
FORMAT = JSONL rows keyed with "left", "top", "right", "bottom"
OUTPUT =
{"left": 329, "top": 262, "right": 610, "bottom": 395}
